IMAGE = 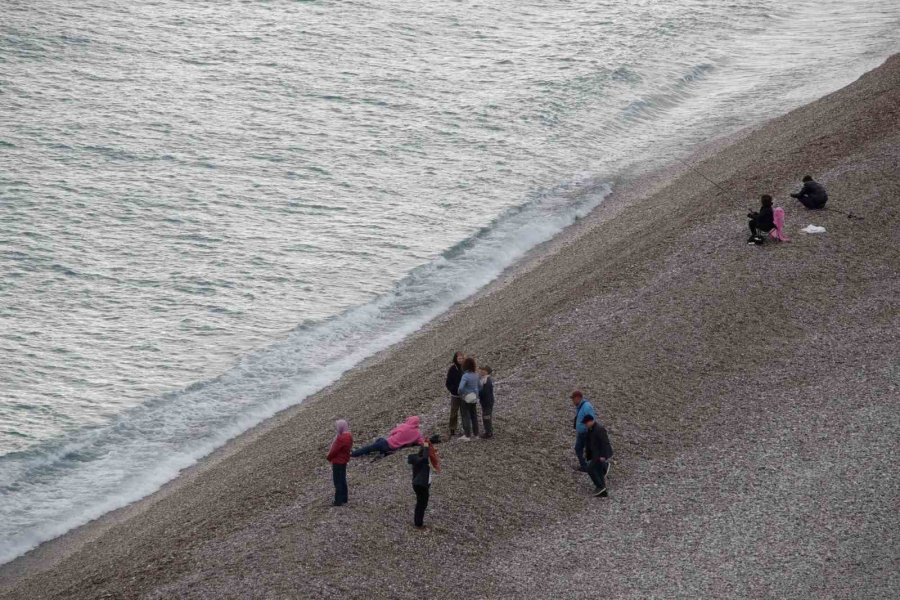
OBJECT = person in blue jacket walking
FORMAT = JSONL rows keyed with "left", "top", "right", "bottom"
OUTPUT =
{"left": 570, "top": 390, "right": 596, "bottom": 471}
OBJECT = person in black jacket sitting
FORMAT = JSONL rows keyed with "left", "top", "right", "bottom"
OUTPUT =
{"left": 790, "top": 175, "right": 828, "bottom": 210}
{"left": 747, "top": 194, "right": 775, "bottom": 244}
{"left": 582, "top": 414, "right": 613, "bottom": 498}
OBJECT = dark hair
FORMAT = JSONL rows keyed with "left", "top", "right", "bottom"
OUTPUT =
{"left": 462, "top": 357, "right": 476, "bottom": 372}
{"left": 761, "top": 194, "right": 773, "bottom": 207}
{"left": 480, "top": 365, "right": 492, "bottom": 375}
{"left": 452, "top": 351, "right": 463, "bottom": 367}
{"left": 802, "top": 175, "right": 813, "bottom": 182}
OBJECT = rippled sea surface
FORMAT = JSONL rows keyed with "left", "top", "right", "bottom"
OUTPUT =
{"left": 1, "top": 0, "right": 897, "bottom": 563}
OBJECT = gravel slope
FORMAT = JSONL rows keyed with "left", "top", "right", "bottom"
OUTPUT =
{"left": 2, "top": 56, "right": 898, "bottom": 600}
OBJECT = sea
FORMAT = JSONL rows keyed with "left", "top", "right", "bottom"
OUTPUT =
{"left": 1, "top": 0, "right": 898, "bottom": 565}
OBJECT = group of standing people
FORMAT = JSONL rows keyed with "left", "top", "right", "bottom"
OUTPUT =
{"left": 445, "top": 351, "right": 494, "bottom": 440}
{"left": 326, "top": 354, "right": 614, "bottom": 529}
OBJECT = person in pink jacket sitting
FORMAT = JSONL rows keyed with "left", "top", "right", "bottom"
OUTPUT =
{"left": 351, "top": 416, "right": 425, "bottom": 457}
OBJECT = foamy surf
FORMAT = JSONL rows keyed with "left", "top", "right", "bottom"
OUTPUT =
{"left": 2, "top": 0, "right": 898, "bottom": 569}
{"left": 0, "top": 179, "right": 610, "bottom": 565}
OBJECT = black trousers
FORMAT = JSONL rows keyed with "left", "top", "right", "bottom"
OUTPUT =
{"left": 413, "top": 484, "right": 430, "bottom": 527}
{"left": 332, "top": 464, "right": 348, "bottom": 505}
{"left": 797, "top": 196, "right": 825, "bottom": 210}
{"left": 587, "top": 459, "right": 609, "bottom": 491}
{"left": 480, "top": 398, "right": 494, "bottom": 436}
{"left": 748, "top": 218, "right": 773, "bottom": 238}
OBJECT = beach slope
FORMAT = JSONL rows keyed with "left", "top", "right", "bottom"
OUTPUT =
{"left": 2, "top": 56, "right": 899, "bottom": 599}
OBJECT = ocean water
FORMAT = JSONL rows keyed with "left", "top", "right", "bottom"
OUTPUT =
{"left": 1, "top": 0, "right": 897, "bottom": 564}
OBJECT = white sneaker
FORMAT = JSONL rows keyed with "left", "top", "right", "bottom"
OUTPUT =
{"left": 459, "top": 436, "right": 471, "bottom": 442}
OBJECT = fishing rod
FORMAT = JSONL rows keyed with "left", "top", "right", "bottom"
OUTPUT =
{"left": 674, "top": 155, "right": 863, "bottom": 220}
{"left": 672, "top": 155, "right": 742, "bottom": 203}
{"left": 823, "top": 206, "right": 864, "bottom": 220}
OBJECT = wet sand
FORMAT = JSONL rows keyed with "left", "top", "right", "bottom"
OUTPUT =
{"left": 2, "top": 56, "right": 898, "bottom": 599}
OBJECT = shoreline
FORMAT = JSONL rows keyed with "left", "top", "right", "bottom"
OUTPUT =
{"left": 0, "top": 128, "right": 694, "bottom": 584}
{"left": 0, "top": 88, "right": 748, "bottom": 580}
{"left": 2, "top": 56, "right": 898, "bottom": 598}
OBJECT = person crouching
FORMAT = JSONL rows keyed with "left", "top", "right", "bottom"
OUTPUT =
{"left": 581, "top": 414, "right": 613, "bottom": 498}
{"left": 790, "top": 175, "right": 828, "bottom": 210}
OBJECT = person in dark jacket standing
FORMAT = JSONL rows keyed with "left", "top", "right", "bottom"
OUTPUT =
{"left": 791, "top": 175, "right": 828, "bottom": 209}
{"left": 407, "top": 436, "right": 441, "bottom": 528}
{"left": 326, "top": 419, "right": 352, "bottom": 506}
{"left": 446, "top": 351, "right": 465, "bottom": 438}
{"left": 582, "top": 414, "right": 613, "bottom": 497}
{"left": 747, "top": 194, "right": 775, "bottom": 244}
{"left": 478, "top": 365, "right": 495, "bottom": 439}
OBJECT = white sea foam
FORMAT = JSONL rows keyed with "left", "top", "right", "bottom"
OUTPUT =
{"left": 2, "top": 0, "right": 898, "bottom": 567}
{"left": 0, "top": 178, "right": 610, "bottom": 564}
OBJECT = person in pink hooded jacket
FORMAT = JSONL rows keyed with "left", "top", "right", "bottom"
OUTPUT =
{"left": 351, "top": 416, "right": 424, "bottom": 457}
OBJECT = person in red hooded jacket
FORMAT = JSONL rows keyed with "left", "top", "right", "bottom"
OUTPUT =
{"left": 327, "top": 419, "right": 352, "bottom": 506}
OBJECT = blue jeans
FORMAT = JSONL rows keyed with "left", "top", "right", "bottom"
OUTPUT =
{"left": 332, "top": 464, "right": 348, "bottom": 505}
{"left": 574, "top": 432, "right": 588, "bottom": 470}
{"left": 351, "top": 437, "right": 391, "bottom": 457}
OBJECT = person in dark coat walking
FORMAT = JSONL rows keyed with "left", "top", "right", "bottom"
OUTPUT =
{"left": 478, "top": 365, "right": 495, "bottom": 438}
{"left": 446, "top": 351, "right": 465, "bottom": 438}
{"left": 791, "top": 175, "right": 828, "bottom": 209}
{"left": 747, "top": 194, "right": 775, "bottom": 243}
{"left": 407, "top": 435, "right": 441, "bottom": 528}
{"left": 582, "top": 414, "right": 613, "bottom": 497}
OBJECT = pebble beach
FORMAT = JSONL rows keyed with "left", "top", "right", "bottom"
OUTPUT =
{"left": 1, "top": 55, "right": 898, "bottom": 600}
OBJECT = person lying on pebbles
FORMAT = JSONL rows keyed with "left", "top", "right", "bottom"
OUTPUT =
{"left": 350, "top": 416, "right": 424, "bottom": 457}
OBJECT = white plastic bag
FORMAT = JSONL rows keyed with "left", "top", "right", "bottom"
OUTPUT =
{"left": 801, "top": 225, "right": 827, "bottom": 234}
